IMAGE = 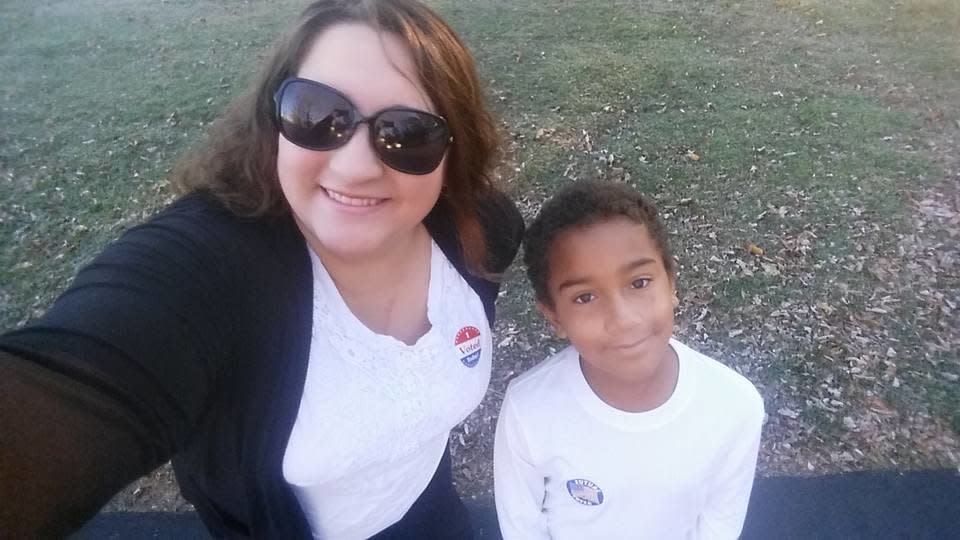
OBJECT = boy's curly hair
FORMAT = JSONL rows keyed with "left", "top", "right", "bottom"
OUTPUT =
{"left": 524, "top": 180, "right": 676, "bottom": 307}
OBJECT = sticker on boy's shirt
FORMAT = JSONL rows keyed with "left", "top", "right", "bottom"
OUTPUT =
{"left": 567, "top": 479, "right": 604, "bottom": 506}
{"left": 454, "top": 326, "right": 482, "bottom": 367}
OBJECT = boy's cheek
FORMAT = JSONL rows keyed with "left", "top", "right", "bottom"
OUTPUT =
{"left": 563, "top": 318, "right": 606, "bottom": 353}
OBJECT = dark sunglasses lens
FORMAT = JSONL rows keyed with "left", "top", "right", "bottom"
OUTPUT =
{"left": 278, "top": 81, "right": 354, "bottom": 150}
{"left": 373, "top": 110, "right": 449, "bottom": 175}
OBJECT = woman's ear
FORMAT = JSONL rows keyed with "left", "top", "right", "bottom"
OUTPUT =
{"left": 672, "top": 290, "right": 679, "bottom": 309}
{"left": 537, "top": 302, "right": 567, "bottom": 340}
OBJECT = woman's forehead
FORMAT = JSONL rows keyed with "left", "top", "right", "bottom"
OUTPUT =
{"left": 296, "top": 23, "right": 432, "bottom": 113}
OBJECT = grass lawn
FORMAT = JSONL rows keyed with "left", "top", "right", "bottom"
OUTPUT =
{"left": 2, "top": 0, "right": 958, "bottom": 510}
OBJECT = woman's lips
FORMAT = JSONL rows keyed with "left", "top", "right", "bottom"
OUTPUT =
{"left": 323, "top": 187, "right": 387, "bottom": 208}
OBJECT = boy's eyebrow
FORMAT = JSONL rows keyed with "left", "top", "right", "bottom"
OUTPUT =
{"left": 555, "top": 276, "right": 590, "bottom": 293}
{"left": 622, "top": 257, "right": 658, "bottom": 272}
{"left": 554, "top": 257, "right": 659, "bottom": 293}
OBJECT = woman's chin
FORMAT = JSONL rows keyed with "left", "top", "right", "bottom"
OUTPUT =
{"left": 306, "top": 232, "right": 398, "bottom": 262}
{"left": 315, "top": 238, "right": 374, "bottom": 258}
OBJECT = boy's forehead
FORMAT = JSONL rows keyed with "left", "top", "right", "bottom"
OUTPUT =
{"left": 546, "top": 218, "right": 662, "bottom": 283}
{"left": 550, "top": 217, "right": 654, "bottom": 254}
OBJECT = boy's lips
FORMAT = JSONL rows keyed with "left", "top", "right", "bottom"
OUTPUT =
{"left": 610, "top": 337, "right": 646, "bottom": 351}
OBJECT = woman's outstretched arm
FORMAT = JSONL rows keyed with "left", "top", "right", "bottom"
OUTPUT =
{"left": 0, "top": 194, "right": 243, "bottom": 537}
{"left": 1, "top": 352, "right": 164, "bottom": 537}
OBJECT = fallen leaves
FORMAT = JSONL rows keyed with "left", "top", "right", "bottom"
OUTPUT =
{"left": 659, "top": 172, "right": 960, "bottom": 478}
{"left": 778, "top": 407, "right": 800, "bottom": 419}
{"left": 533, "top": 127, "right": 555, "bottom": 141}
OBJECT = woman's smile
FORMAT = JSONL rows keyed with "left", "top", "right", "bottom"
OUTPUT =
{"left": 322, "top": 186, "right": 388, "bottom": 208}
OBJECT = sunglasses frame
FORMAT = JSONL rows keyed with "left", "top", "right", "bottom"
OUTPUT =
{"left": 273, "top": 77, "right": 453, "bottom": 175}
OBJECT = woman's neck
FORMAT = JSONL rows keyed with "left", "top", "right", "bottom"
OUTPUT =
{"left": 309, "top": 225, "right": 433, "bottom": 344}
{"left": 310, "top": 225, "right": 430, "bottom": 296}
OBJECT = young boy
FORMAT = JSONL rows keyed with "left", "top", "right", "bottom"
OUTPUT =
{"left": 494, "top": 180, "right": 764, "bottom": 539}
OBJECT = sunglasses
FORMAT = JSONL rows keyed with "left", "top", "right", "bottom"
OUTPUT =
{"left": 273, "top": 77, "right": 452, "bottom": 175}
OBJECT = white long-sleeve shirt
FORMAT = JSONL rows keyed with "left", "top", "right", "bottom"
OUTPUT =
{"left": 494, "top": 339, "right": 764, "bottom": 540}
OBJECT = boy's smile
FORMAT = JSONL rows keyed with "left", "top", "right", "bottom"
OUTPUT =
{"left": 539, "top": 217, "right": 679, "bottom": 411}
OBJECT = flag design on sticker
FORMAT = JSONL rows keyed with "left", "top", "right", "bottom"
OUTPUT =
{"left": 455, "top": 326, "right": 482, "bottom": 367}
{"left": 567, "top": 479, "right": 604, "bottom": 506}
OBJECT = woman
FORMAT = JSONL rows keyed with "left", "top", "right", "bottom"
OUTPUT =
{"left": 0, "top": 1, "right": 523, "bottom": 538}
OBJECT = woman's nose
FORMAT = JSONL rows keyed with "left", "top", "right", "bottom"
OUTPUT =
{"left": 326, "top": 124, "right": 384, "bottom": 181}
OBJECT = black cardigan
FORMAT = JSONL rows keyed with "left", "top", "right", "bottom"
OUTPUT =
{"left": 0, "top": 192, "right": 524, "bottom": 538}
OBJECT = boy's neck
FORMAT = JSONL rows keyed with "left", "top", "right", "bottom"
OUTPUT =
{"left": 578, "top": 344, "right": 680, "bottom": 413}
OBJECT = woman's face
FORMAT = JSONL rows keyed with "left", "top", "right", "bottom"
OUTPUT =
{"left": 276, "top": 23, "right": 445, "bottom": 260}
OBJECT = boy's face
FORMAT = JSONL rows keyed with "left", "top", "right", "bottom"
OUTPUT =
{"left": 539, "top": 217, "right": 678, "bottom": 383}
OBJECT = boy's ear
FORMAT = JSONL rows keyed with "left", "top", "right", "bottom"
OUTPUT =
{"left": 537, "top": 302, "right": 568, "bottom": 340}
{"left": 670, "top": 274, "right": 679, "bottom": 309}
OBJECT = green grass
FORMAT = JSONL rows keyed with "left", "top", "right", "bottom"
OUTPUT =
{"left": 2, "top": 0, "right": 958, "bottom": 479}
{"left": 1, "top": 0, "right": 300, "bottom": 325}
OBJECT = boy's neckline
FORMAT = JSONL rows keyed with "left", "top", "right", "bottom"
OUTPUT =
{"left": 578, "top": 343, "right": 679, "bottom": 413}
{"left": 564, "top": 338, "right": 697, "bottom": 431}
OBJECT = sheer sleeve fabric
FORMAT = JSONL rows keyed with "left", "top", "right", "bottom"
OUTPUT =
{"left": 0, "top": 195, "right": 244, "bottom": 536}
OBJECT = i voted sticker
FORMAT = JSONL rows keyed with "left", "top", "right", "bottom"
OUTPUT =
{"left": 567, "top": 479, "right": 604, "bottom": 506}
{"left": 455, "top": 326, "right": 482, "bottom": 367}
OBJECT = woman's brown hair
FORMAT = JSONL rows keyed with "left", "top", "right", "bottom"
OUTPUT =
{"left": 174, "top": 0, "right": 499, "bottom": 275}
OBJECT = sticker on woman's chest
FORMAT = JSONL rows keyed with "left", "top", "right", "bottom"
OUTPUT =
{"left": 454, "top": 326, "right": 482, "bottom": 367}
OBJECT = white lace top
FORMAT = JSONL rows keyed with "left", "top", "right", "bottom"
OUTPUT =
{"left": 283, "top": 240, "right": 492, "bottom": 540}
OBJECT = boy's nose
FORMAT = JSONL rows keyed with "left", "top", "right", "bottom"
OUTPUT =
{"left": 326, "top": 124, "right": 384, "bottom": 181}
{"left": 604, "top": 294, "right": 642, "bottom": 335}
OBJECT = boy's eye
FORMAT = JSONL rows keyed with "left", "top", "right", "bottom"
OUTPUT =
{"left": 573, "top": 292, "right": 596, "bottom": 304}
{"left": 631, "top": 278, "right": 651, "bottom": 289}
